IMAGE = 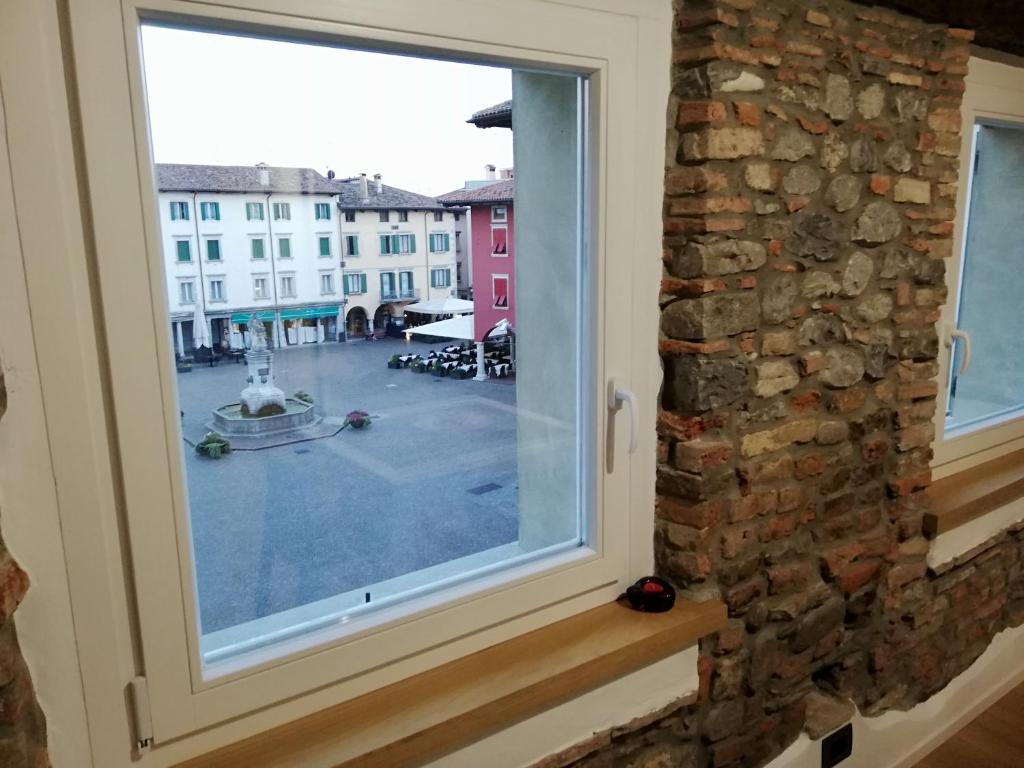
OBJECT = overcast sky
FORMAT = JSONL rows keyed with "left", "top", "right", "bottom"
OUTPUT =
{"left": 140, "top": 25, "right": 514, "bottom": 196}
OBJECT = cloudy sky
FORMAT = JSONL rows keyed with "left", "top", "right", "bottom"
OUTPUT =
{"left": 140, "top": 25, "right": 514, "bottom": 196}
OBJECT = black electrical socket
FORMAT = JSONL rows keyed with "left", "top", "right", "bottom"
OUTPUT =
{"left": 821, "top": 723, "right": 853, "bottom": 768}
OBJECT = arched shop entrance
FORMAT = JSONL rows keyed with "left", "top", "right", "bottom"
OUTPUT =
{"left": 347, "top": 306, "right": 368, "bottom": 338}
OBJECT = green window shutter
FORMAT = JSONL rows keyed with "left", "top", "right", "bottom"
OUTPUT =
{"left": 207, "top": 240, "right": 220, "bottom": 260}
{"left": 430, "top": 270, "right": 436, "bottom": 288}
{"left": 212, "top": 202, "right": 220, "bottom": 220}
{"left": 176, "top": 240, "right": 190, "bottom": 261}
{"left": 319, "top": 237, "right": 330, "bottom": 256}
{"left": 409, "top": 234, "right": 416, "bottom": 253}
{"left": 343, "top": 276, "right": 350, "bottom": 295}
{"left": 444, "top": 234, "right": 450, "bottom": 251}
{"left": 170, "top": 203, "right": 177, "bottom": 221}
{"left": 390, "top": 235, "right": 399, "bottom": 254}
{"left": 379, "top": 235, "right": 389, "bottom": 254}
{"left": 360, "top": 274, "right": 367, "bottom": 294}
{"left": 252, "top": 239, "right": 264, "bottom": 259}
{"left": 352, "top": 237, "right": 359, "bottom": 256}
{"left": 279, "top": 238, "right": 290, "bottom": 258}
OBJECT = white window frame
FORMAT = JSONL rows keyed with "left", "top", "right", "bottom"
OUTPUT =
{"left": 245, "top": 200, "right": 264, "bottom": 221}
{"left": 344, "top": 233, "right": 359, "bottom": 256}
{"left": 272, "top": 201, "right": 290, "bottom": 220}
{"left": 344, "top": 272, "right": 365, "bottom": 294}
{"left": 492, "top": 204, "right": 507, "bottom": 222}
{"left": 344, "top": 209, "right": 356, "bottom": 222}
{"left": 431, "top": 267, "right": 451, "bottom": 288}
{"left": 204, "top": 236, "right": 221, "bottom": 262}
{"left": 207, "top": 276, "right": 226, "bottom": 303}
{"left": 59, "top": 0, "right": 668, "bottom": 761}
{"left": 279, "top": 272, "right": 296, "bottom": 298}
{"left": 178, "top": 278, "right": 195, "bottom": 305}
{"left": 319, "top": 271, "right": 335, "bottom": 295}
{"left": 249, "top": 235, "right": 266, "bottom": 260}
{"left": 492, "top": 272, "right": 510, "bottom": 309}
{"left": 173, "top": 236, "right": 192, "bottom": 263}
{"left": 314, "top": 201, "right": 331, "bottom": 220}
{"left": 933, "top": 56, "right": 1024, "bottom": 478}
{"left": 397, "top": 209, "right": 408, "bottom": 222}
{"left": 317, "top": 233, "right": 332, "bottom": 257}
{"left": 276, "top": 235, "right": 291, "bottom": 259}
{"left": 199, "top": 200, "right": 220, "bottom": 220}
{"left": 492, "top": 225, "right": 509, "bottom": 256}
{"left": 169, "top": 199, "right": 189, "bottom": 220}
{"left": 252, "top": 275, "right": 269, "bottom": 300}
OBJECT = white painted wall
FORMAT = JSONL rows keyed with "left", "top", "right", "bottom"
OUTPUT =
{"left": 338, "top": 208, "right": 457, "bottom": 330}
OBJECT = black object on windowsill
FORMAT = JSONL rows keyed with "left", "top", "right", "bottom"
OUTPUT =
{"left": 620, "top": 576, "right": 676, "bottom": 613}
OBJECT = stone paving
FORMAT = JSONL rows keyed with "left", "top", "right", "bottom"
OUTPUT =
{"left": 176, "top": 338, "right": 518, "bottom": 634}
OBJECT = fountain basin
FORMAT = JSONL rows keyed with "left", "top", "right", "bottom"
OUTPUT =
{"left": 209, "top": 398, "right": 318, "bottom": 437}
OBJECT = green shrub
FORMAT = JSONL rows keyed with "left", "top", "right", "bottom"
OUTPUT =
{"left": 293, "top": 390, "right": 313, "bottom": 404}
{"left": 196, "top": 432, "right": 232, "bottom": 459}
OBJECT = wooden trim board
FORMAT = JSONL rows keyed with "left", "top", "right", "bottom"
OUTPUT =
{"left": 925, "top": 448, "right": 1024, "bottom": 537}
{"left": 173, "top": 599, "right": 726, "bottom": 768}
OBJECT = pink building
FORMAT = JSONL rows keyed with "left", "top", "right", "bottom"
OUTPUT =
{"left": 437, "top": 175, "right": 515, "bottom": 342}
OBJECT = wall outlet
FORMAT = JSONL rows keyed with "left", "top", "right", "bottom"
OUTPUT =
{"left": 821, "top": 723, "right": 853, "bottom": 768}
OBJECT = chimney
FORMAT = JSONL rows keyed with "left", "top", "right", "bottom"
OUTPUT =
{"left": 256, "top": 162, "right": 270, "bottom": 187}
{"left": 485, "top": 164, "right": 496, "bottom": 180}
{"left": 500, "top": 167, "right": 514, "bottom": 180}
{"left": 374, "top": 173, "right": 383, "bottom": 194}
{"left": 359, "top": 173, "right": 369, "bottom": 202}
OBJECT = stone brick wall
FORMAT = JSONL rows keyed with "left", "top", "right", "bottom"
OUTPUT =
{"left": 534, "top": 1, "right": 1024, "bottom": 767}
{"left": 0, "top": 364, "right": 49, "bottom": 768}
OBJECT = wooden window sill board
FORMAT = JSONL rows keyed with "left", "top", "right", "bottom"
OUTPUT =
{"left": 925, "top": 448, "right": 1024, "bottom": 537}
{"left": 173, "top": 598, "right": 727, "bottom": 768}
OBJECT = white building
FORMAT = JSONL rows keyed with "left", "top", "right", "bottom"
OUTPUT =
{"left": 334, "top": 173, "right": 459, "bottom": 337}
{"left": 156, "top": 164, "right": 457, "bottom": 353}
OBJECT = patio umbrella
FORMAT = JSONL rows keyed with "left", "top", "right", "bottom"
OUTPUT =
{"left": 403, "top": 297, "right": 475, "bottom": 315}
{"left": 403, "top": 314, "right": 476, "bottom": 341}
{"left": 192, "top": 304, "right": 211, "bottom": 350}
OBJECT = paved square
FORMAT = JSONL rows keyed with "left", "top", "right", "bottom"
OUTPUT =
{"left": 177, "top": 338, "right": 518, "bottom": 634}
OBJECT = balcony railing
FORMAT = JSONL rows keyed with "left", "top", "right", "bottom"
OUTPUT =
{"left": 380, "top": 288, "right": 419, "bottom": 302}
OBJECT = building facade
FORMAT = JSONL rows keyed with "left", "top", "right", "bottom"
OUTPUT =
{"left": 157, "top": 164, "right": 457, "bottom": 352}
{"left": 438, "top": 174, "right": 515, "bottom": 342}
{"left": 334, "top": 173, "right": 458, "bottom": 338}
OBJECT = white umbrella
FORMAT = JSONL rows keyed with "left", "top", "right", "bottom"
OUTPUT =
{"left": 403, "top": 314, "right": 475, "bottom": 340}
{"left": 403, "top": 297, "right": 475, "bottom": 315}
{"left": 192, "top": 304, "right": 211, "bottom": 349}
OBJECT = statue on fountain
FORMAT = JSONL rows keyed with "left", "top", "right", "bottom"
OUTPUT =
{"left": 240, "top": 313, "right": 286, "bottom": 417}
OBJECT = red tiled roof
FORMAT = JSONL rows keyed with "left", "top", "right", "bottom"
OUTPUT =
{"left": 436, "top": 179, "right": 514, "bottom": 205}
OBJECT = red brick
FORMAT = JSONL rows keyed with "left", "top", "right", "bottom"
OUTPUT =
{"left": 677, "top": 6, "right": 740, "bottom": 31}
{"left": 665, "top": 167, "right": 730, "bottom": 196}
{"left": 656, "top": 496, "right": 725, "bottom": 529}
{"left": 668, "top": 196, "right": 754, "bottom": 215}
{"left": 796, "top": 114, "right": 830, "bottom": 134}
{"left": 869, "top": 174, "right": 892, "bottom": 196}
{"left": 674, "top": 439, "right": 734, "bottom": 473}
{"left": 734, "top": 101, "right": 762, "bottom": 127}
{"left": 677, "top": 100, "right": 728, "bottom": 128}
{"left": 659, "top": 338, "right": 732, "bottom": 355}
{"left": 838, "top": 559, "right": 882, "bottom": 593}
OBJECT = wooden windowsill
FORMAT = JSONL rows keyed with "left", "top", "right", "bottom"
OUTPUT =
{"left": 173, "top": 598, "right": 727, "bottom": 768}
{"left": 925, "top": 448, "right": 1024, "bottom": 538}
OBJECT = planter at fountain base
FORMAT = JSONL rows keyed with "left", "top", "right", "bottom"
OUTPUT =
{"left": 203, "top": 398, "right": 342, "bottom": 450}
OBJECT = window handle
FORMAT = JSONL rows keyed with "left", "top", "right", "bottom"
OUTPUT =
{"left": 948, "top": 327, "right": 972, "bottom": 375}
{"left": 607, "top": 380, "right": 638, "bottom": 455}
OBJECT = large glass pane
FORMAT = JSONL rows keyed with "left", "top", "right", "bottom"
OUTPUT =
{"left": 141, "top": 24, "right": 588, "bottom": 672}
{"left": 947, "top": 123, "right": 1024, "bottom": 435}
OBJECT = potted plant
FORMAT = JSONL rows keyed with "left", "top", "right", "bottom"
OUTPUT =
{"left": 411, "top": 359, "right": 427, "bottom": 373}
{"left": 387, "top": 354, "right": 401, "bottom": 369}
{"left": 293, "top": 390, "right": 313, "bottom": 404}
{"left": 195, "top": 431, "right": 231, "bottom": 459}
{"left": 344, "top": 409, "right": 372, "bottom": 430}
{"left": 176, "top": 355, "right": 193, "bottom": 373}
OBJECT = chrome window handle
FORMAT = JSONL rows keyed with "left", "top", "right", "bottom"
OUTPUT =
{"left": 607, "top": 380, "right": 638, "bottom": 455}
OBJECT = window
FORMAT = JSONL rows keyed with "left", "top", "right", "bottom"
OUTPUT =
{"left": 344, "top": 234, "right": 359, "bottom": 256}
{"left": 344, "top": 210, "right": 356, "bottom": 222}
{"left": 200, "top": 201, "right": 220, "bottom": 220}
{"left": 72, "top": 4, "right": 663, "bottom": 753}
{"left": 454, "top": 211, "right": 462, "bottom": 222}
{"left": 253, "top": 276, "right": 269, "bottom": 299}
{"left": 280, "top": 274, "right": 295, "bottom": 297}
{"left": 935, "top": 58, "right": 1024, "bottom": 474}
{"left": 246, "top": 201, "right": 265, "bottom": 220}
{"left": 208, "top": 278, "right": 225, "bottom": 302}
{"left": 399, "top": 270, "right": 414, "bottom": 298}
{"left": 379, "top": 210, "right": 389, "bottom": 223}
{"left": 379, "top": 233, "right": 415, "bottom": 255}
{"left": 492, "top": 274, "right": 509, "bottom": 308}
{"left": 278, "top": 237, "right": 291, "bottom": 259}
{"left": 169, "top": 200, "right": 189, "bottom": 220}
{"left": 429, "top": 233, "right": 450, "bottom": 253}
{"left": 174, "top": 239, "right": 191, "bottom": 262}
{"left": 397, "top": 210, "right": 408, "bottom": 222}
{"left": 492, "top": 205, "right": 507, "bottom": 222}
{"left": 318, "top": 236, "right": 331, "bottom": 257}
{"left": 206, "top": 239, "right": 221, "bottom": 261}
{"left": 492, "top": 227, "right": 508, "bottom": 255}
{"left": 273, "top": 202, "right": 291, "bottom": 220}
{"left": 432, "top": 211, "right": 443, "bottom": 222}
{"left": 344, "top": 272, "right": 367, "bottom": 295}
{"left": 430, "top": 268, "right": 451, "bottom": 288}
{"left": 178, "top": 280, "right": 195, "bottom": 305}
{"left": 251, "top": 238, "right": 265, "bottom": 259}
{"left": 315, "top": 202, "right": 331, "bottom": 220}
{"left": 320, "top": 273, "right": 335, "bottom": 294}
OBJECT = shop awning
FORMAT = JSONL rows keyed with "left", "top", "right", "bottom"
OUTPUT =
{"left": 280, "top": 306, "right": 340, "bottom": 321}
{"left": 230, "top": 311, "right": 275, "bottom": 324}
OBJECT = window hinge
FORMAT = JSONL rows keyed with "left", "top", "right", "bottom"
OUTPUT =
{"left": 129, "top": 676, "right": 154, "bottom": 753}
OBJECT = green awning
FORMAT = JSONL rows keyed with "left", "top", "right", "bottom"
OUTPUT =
{"left": 230, "top": 311, "right": 275, "bottom": 324}
{"left": 280, "top": 306, "right": 340, "bottom": 321}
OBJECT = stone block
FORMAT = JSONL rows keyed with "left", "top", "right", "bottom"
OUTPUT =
{"left": 662, "top": 293, "right": 761, "bottom": 340}
{"left": 740, "top": 419, "right": 818, "bottom": 457}
{"left": 683, "top": 127, "right": 765, "bottom": 160}
{"left": 664, "top": 356, "right": 750, "bottom": 411}
{"left": 894, "top": 178, "right": 931, "bottom": 204}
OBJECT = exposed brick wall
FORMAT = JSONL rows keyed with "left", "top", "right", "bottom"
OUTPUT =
{"left": 0, "top": 364, "right": 49, "bottom": 768}
{"left": 534, "top": 1, "right": 1024, "bottom": 767}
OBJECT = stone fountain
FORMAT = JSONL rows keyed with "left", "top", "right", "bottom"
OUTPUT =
{"left": 207, "top": 314, "right": 322, "bottom": 446}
